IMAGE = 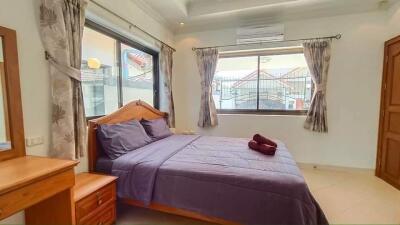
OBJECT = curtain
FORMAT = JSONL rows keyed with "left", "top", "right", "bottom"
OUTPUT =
{"left": 303, "top": 39, "right": 332, "bottom": 133}
{"left": 195, "top": 48, "right": 219, "bottom": 128}
{"left": 159, "top": 44, "right": 175, "bottom": 128}
{"left": 39, "top": 0, "right": 87, "bottom": 159}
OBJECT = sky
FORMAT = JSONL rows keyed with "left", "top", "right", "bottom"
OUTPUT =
{"left": 215, "top": 53, "right": 308, "bottom": 79}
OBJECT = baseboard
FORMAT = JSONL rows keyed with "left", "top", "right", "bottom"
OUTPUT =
{"left": 297, "top": 162, "right": 375, "bottom": 175}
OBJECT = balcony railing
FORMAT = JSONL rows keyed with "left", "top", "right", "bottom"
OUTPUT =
{"left": 213, "top": 76, "right": 313, "bottom": 111}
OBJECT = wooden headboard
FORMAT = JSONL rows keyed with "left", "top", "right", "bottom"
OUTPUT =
{"left": 87, "top": 100, "right": 168, "bottom": 172}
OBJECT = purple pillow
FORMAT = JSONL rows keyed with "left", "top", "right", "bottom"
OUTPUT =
{"left": 140, "top": 118, "right": 173, "bottom": 141}
{"left": 97, "top": 120, "right": 152, "bottom": 160}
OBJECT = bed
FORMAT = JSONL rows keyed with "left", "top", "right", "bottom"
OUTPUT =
{"left": 88, "top": 100, "right": 328, "bottom": 225}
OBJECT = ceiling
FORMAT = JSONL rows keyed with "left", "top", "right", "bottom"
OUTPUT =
{"left": 131, "top": 0, "right": 394, "bottom": 33}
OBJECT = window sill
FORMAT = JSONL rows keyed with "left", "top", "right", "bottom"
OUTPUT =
{"left": 217, "top": 110, "right": 308, "bottom": 116}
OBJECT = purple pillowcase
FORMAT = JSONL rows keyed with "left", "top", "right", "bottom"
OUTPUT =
{"left": 97, "top": 120, "right": 152, "bottom": 160}
{"left": 140, "top": 118, "right": 173, "bottom": 141}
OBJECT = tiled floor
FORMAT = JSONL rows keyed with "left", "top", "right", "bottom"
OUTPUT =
{"left": 302, "top": 166, "right": 400, "bottom": 224}
{"left": 117, "top": 167, "right": 400, "bottom": 225}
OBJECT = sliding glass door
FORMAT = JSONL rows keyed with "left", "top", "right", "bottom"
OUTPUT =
{"left": 81, "top": 21, "right": 159, "bottom": 118}
{"left": 81, "top": 27, "right": 119, "bottom": 117}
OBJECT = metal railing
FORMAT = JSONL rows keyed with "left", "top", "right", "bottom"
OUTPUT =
{"left": 213, "top": 76, "right": 312, "bottom": 110}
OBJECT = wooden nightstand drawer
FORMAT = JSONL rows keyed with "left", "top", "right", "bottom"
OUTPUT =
{"left": 78, "top": 202, "right": 116, "bottom": 225}
{"left": 74, "top": 173, "right": 118, "bottom": 225}
{"left": 76, "top": 183, "right": 116, "bottom": 221}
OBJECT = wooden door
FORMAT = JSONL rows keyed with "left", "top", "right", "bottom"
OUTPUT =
{"left": 376, "top": 35, "right": 400, "bottom": 190}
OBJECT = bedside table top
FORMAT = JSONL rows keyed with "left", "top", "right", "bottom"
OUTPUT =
{"left": 74, "top": 172, "right": 117, "bottom": 202}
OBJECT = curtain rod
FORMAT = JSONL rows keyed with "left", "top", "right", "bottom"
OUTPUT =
{"left": 89, "top": 0, "right": 176, "bottom": 52}
{"left": 192, "top": 34, "right": 342, "bottom": 51}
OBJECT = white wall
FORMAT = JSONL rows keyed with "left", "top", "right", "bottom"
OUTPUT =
{"left": 86, "top": 0, "right": 174, "bottom": 52}
{"left": 387, "top": 1, "right": 400, "bottom": 39}
{"left": 173, "top": 9, "right": 400, "bottom": 170}
{"left": 0, "top": 0, "right": 173, "bottom": 224}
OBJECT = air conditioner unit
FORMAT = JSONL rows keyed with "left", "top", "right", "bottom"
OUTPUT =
{"left": 236, "top": 24, "right": 284, "bottom": 44}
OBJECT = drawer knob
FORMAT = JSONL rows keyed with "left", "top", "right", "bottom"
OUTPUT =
{"left": 97, "top": 222, "right": 104, "bottom": 225}
{"left": 97, "top": 199, "right": 103, "bottom": 205}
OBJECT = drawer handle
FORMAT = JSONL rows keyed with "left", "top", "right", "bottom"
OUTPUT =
{"left": 96, "top": 191, "right": 103, "bottom": 205}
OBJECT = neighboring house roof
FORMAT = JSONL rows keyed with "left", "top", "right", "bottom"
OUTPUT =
{"left": 219, "top": 67, "right": 310, "bottom": 89}
{"left": 231, "top": 69, "right": 293, "bottom": 89}
{"left": 122, "top": 49, "right": 153, "bottom": 77}
{"left": 280, "top": 67, "right": 310, "bottom": 79}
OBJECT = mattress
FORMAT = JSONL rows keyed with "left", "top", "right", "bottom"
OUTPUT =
{"left": 97, "top": 134, "right": 328, "bottom": 225}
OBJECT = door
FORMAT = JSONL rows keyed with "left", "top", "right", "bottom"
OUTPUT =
{"left": 377, "top": 35, "right": 400, "bottom": 190}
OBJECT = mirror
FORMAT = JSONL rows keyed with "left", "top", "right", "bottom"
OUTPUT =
{"left": 0, "top": 26, "right": 25, "bottom": 161}
{"left": 0, "top": 37, "right": 11, "bottom": 151}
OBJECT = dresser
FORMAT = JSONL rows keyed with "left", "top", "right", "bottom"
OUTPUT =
{"left": 0, "top": 156, "right": 77, "bottom": 224}
{"left": 74, "top": 173, "right": 118, "bottom": 225}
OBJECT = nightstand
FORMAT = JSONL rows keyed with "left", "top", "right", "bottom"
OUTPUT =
{"left": 73, "top": 173, "right": 117, "bottom": 225}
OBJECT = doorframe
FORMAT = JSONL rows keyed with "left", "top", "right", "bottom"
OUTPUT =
{"left": 376, "top": 35, "right": 400, "bottom": 178}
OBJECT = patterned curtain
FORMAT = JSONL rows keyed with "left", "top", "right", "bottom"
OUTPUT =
{"left": 195, "top": 48, "right": 219, "bottom": 128}
{"left": 39, "top": 0, "right": 87, "bottom": 159}
{"left": 159, "top": 45, "right": 175, "bottom": 128}
{"left": 303, "top": 39, "right": 332, "bottom": 133}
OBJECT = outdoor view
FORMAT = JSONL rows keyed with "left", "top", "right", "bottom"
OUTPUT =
{"left": 120, "top": 43, "right": 154, "bottom": 106}
{"left": 81, "top": 27, "right": 311, "bottom": 116}
{"left": 81, "top": 27, "right": 154, "bottom": 117}
{"left": 213, "top": 52, "right": 313, "bottom": 111}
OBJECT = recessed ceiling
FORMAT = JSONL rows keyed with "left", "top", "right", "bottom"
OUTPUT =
{"left": 131, "top": 0, "right": 394, "bottom": 33}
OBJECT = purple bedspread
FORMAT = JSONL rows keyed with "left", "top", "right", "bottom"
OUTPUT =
{"left": 109, "top": 135, "right": 328, "bottom": 225}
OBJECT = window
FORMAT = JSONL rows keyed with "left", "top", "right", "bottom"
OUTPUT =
{"left": 213, "top": 48, "right": 312, "bottom": 115}
{"left": 81, "top": 20, "right": 159, "bottom": 118}
{"left": 120, "top": 43, "right": 155, "bottom": 106}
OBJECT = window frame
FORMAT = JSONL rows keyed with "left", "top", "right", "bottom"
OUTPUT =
{"left": 216, "top": 47, "right": 311, "bottom": 116}
{"left": 84, "top": 19, "right": 160, "bottom": 120}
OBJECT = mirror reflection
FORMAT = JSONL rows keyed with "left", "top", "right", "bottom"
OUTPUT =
{"left": 0, "top": 37, "right": 11, "bottom": 151}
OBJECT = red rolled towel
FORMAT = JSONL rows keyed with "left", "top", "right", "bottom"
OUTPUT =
{"left": 248, "top": 140, "right": 276, "bottom": 156}
{"left": 253, "top": 134, "right": 277, "bottom": 148}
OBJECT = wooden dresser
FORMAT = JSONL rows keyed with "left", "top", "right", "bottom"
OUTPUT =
{"left": 0, "top": 25, "right": 79, "bottom": 225}
{"left": 74, "top": 173, "right": 117, "bottom": 225}
{"left": 0, "top": 156, "right": 78, "bottom": 224}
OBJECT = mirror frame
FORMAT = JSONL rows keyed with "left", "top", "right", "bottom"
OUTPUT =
{"left": 0, "top": 26, "right": 25, "bottom": 161}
